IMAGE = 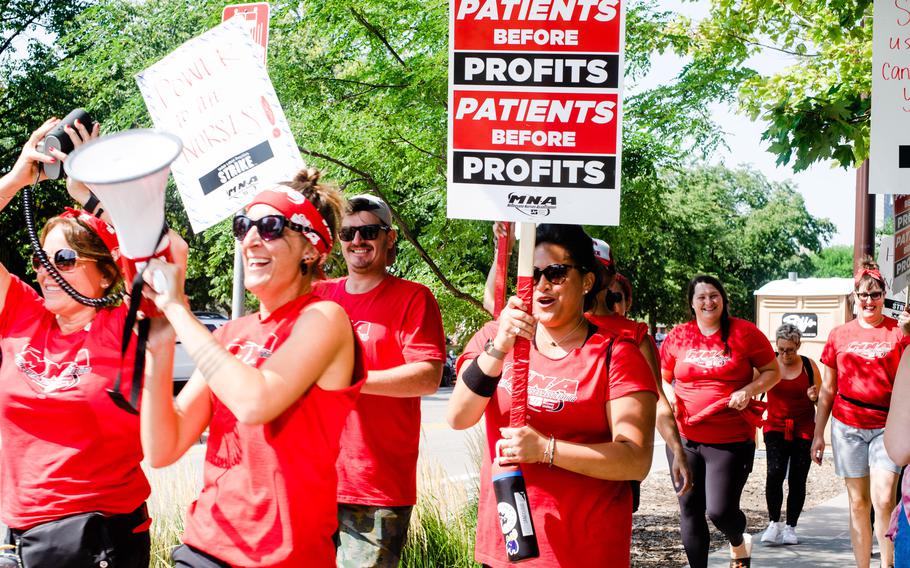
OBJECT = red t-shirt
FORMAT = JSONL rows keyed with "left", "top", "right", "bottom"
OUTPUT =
{"left": 459, "top": 322, "right": 657, "bottom": 568}
{"left": 0, "top": 276, "right": 149, "bottom": 529}
{"left": 660, "top": 318, "right": 776, "bottom": 444}
{"left": 587, "top": 313, "right": 649, "bottom": 344}
{"left": 317, "top": 276, "right": 445, "bottom": 507}
{"left": 821, "top": 317, "right": 908, "bottom": 429}
{"left": 764, "top": 364, "right": 816, "bottom": 440}
{"left": 182, "top": 294, "right": 365, "bottom": 568}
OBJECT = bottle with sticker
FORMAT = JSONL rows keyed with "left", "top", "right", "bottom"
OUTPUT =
{"left": 492, "top": 441, "right": 539, "bottom": 562}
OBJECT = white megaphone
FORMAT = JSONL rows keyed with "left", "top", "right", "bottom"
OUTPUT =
{"left": 64, "top": 129, "right": 183, "bottom": 316}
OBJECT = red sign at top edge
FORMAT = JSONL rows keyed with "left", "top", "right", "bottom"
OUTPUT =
{"left": 223, "top": 2, "right": 270, "bottom": 63}
{"left": 896, "top": 195, "right": 910, "bottom": 217}
{"left": 453, "top": 0, "right": 622, "bottom": 53}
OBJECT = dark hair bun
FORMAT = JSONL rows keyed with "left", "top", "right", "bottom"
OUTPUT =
{"left": 861, "top": 256, "right": 879, "bottom": 271}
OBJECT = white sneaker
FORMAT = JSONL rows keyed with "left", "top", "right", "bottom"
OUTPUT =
{"left": 761, "top": 521, "right": 783, "bottom": 544}
{"left": 781, "top": 524, "right": 798, "bottom": 545}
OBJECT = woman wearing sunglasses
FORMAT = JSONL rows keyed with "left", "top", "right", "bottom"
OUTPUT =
{"left": 449, "top": 224, "right": 657, "bottom": 567}
{"left": 0, "top": 118, "right": 185, "bottom": 566}
{"left": 660, "top": 275, "right": 779, "bottom": 568}
{"left": 140, "top": 169, "right": 364, "bottom": 568}
{"left": 811, "top": 260, "right": 909, "bottom": 568}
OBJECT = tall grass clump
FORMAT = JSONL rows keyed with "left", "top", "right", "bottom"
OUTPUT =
{"left": 143, "top": 453, "right": 204, "bottom": 568}
{"left": 401, "top": 425, "right": 485, "bottom": 568}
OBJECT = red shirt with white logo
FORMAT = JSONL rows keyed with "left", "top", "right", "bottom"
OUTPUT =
{"left": 458, "top": 322, "right": 657, "bottom": 568}
{"left": 821, "top": 317, "right": 908, "bottom": 429}
{"left": 317, "top": 276, "right": 445, "bottom": 507}
{"left": 660, "top": 317, "right": 776, "bottom": 444}
{"left": 0, "top": 275, "right": 149, "bottom": 529}
{"left": 764, "top": 365, "right": 816, "bottom": 440}
{"left": 587, "top": 313, "right": 649, "bottom": 344}
{"left": 181, "top": 293, "right": 365, "bottom": 568}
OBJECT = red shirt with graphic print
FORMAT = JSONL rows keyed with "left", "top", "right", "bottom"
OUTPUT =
{"left": 181, "top": 293, "right": 365, "bottom": 568}
{"left": 0, "top": 275, "right": 149, "bottom": 530}
{"left": 821, "top": 317, "right": 908, "bottom": 429}
{"left": 316, "top": 276, "right": 445, "bottom": 507}
{"left": 458, "top": 322, "right": 657, "bottom": 568}
{"left": 660, "top": 317, "right": 776, "bottom": 444}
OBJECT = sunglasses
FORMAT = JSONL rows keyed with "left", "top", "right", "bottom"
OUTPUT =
{"left": 856, "top": 291, "right": 883, "bottom": 301}
{"left": 233, "top": 215, "right": 326, "bottom": 247}
{"left": 31, "top": 249, "right": 96, "bottom": 273}
{"left": 338, "top": 224, "right": 391, "bottom": 242}
{"left": 532, "top": 264, "right": 582, "bottom": 285}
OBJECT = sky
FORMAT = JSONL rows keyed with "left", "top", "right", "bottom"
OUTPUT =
{"left": 634, "top": 1, "right": 857, "bottom": 247}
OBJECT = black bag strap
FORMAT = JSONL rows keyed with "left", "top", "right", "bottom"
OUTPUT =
{"left": 107, "top": 226, "right": 168, "bottom": 415}
{"left": 800, "top": 355, "right": 814, "bottom": 388}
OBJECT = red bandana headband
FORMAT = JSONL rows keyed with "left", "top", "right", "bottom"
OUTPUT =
{"left": 59, "top": 207, "right": 121, "bottom": 261}
{"left": 855, "top": 268, "right": 886, "bottom": 291}
{"left": 247, "top": 186, "right": 333, "bottom": 254}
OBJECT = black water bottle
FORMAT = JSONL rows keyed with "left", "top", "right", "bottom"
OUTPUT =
{"left": 492, "top": 441, "right": 539, "bottom": 562}
{"left": 39, "top": 108, "right": 95, "bottom": 180}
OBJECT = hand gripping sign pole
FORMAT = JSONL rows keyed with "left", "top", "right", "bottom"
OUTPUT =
{"left": 492, "top": 222, "right": 513, "bottom": 318}
{"left": 491, "top": 221, "right": 540, "bottom": 562}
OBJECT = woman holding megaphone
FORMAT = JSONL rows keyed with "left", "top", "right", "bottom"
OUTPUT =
{"left": 0, "top": 117, "right": 187, "bottom": 567}
{"left": 140, "top": 170, "right": 364, "bottom": 568}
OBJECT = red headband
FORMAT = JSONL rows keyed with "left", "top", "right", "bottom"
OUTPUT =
{"left": 246, "top": 186, "right": 333, "bottom": 254}
{"left": 59, "top": 207, "right": 121, "bottom": 261}
{"left": 855, "top": 268, "right": 886, "bottom": 291}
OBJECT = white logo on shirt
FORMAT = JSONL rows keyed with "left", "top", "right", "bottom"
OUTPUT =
{"left": 14, "top": 345, "right": 91, "bottom": 394}
{"left": 500, "top": 364, "right": 579, "bottom": 412}
{"left": 227, "top": 333, "right": 278, "bottom": 365}
{"left": 845, "top": 341, "right": 892, "bottom": 360}
{"left": 683, "top": 349, "right": 731, "bottom": 369}
{"left": 353, "top": 321, "right": 372, "bottom": 342}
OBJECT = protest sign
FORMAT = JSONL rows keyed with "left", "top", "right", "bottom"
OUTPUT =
{"left": 136, "top": 17, "right": 303, "bottom": 233}
{"left": 447, "top": 0, "right": 625, "bottom": 224}
{"left": 870, "top": 0, "right": 910, "bottom": 194}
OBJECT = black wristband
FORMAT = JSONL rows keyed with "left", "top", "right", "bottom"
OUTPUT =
{"left": 461, "top": 358, "right": 501, "bottom": 398}
{"left": 84, "top": 191, "right": 101, "bottom": 217}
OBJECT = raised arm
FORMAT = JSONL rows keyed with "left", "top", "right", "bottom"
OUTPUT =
{"left": 885, "top": 349, "right": 910, "bottom": 465}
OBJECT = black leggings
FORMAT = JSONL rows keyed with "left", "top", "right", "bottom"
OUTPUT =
{"left": 764, "top": 431, "right": 812, "bottom": 526}
{"left": 667, "top": 437, "right": 755, "bottom": 568}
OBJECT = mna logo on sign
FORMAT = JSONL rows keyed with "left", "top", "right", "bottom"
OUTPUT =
{"left": 507, "top": 193, "right": 556, "bottom": 217}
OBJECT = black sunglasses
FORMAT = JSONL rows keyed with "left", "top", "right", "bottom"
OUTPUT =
{"left": 532, "top": 264, "right": 582, "bottom": 285}
{"left": 32, "top": 249, "right": 96, "bottom": 273}
{"left": 233, "top": 214, "right": 327, "bottom": 249}
{"left": 339, "top": 224, "right": 391, "bottom": 242}
{"left": 856, "top": 291, "right": 883, "bottom": 301}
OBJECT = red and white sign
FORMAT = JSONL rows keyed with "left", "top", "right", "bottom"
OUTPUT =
{"left": 894, "top": 195, "right": 910, "bottom": 291}
{"left": 447, "top": 0, "right": 625, "bottom": 225}
{"left": 223, "top": 3, "right": 270, "bottom": 63}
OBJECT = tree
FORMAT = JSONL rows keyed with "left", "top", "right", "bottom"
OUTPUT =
{"left": 808, "top": 245, "right": 855, "bottom": 277}
{"left": 653, "top": 0, "right": 872, "bottom": 171}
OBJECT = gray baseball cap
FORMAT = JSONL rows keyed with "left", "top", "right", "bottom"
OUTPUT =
{"left": 348, "top": 194, "right": 393, "bottom": 226}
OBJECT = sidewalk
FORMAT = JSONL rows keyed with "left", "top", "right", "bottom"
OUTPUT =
{"left": 702, "top": 492, "right": 864, "bottom": 567}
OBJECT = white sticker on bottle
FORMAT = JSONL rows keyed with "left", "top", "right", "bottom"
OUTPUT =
{"left": 514, "top": 492, "right": 534, "bottom": 536}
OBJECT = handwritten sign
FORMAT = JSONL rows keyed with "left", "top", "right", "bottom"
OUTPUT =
{"left": 447, "top": 0, "right": 626, "bottom": 224}
{"left": 870, "top": 0, "right": 910, "bottom": 194}
{"left": 135, "top": 17, "right": 303, "bottom": 232}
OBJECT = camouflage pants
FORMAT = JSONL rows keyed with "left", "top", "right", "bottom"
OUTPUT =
{"left": 336, "top": 503, "right": 413, "bottom": 568}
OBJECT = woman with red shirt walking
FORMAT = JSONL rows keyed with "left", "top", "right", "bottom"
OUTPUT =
{"left": 760, "top": 323, "right": 821, "bottom": 545}
{"left": 812, "top": 261, "right": 909, "bottom": 568}
{"left": 449, "top": 224, "right": 657, "bottom": 567}
{"left": 141, "top": 170, "right": 363, "bottom": 568}
{"left": 661, "top": 275, "right": 779, "bottom": 568}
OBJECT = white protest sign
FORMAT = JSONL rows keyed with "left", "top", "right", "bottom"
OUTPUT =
{"left": 447, "top": 0, "right": 626, "bottom": 225}
{"left": 136, "top": 17, "right": 303, "bottom": 233}
{"left": 870, "top": 0, "right": 910, "bottom": 194}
